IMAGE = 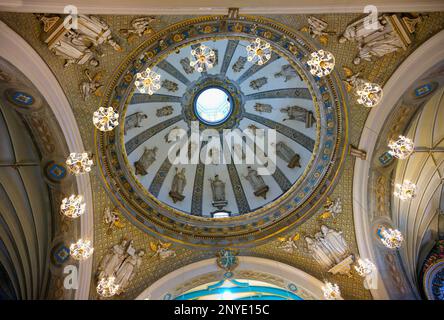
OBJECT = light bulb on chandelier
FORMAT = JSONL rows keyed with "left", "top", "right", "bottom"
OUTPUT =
{"left": 307, "top": 50, "right": 335, "bottom": 78}
{"left": 356, "top": 81, "right": 383, "bottom": 108}
{"left": 93, "top": 107, "right": 119, "bottom": 132}
{"left": 354, "top": 258, "right": 376, "bottom": 277}
{"left": 134, "top": 67, "right": 161, "bottom": 95}
{"left": 60, "top": 195, "right": 86, "bottom": 218}
{"left": 246, "top": 38, "right": 272, "bottom": 66}
{"left": 322, "top": 281, "right": 341, "bottom": 300}
{"left": 97, "top": 276, "right": 120, "bottom": 298}
{"left": 378, "top": 226, "right": 403, "bottom": 249}
{"left": 190, "top": 44, "right": 216, "bottom": 72}
{"left": 388, "top": 135, "right": 414, "bottom": 160}
{"left": 394, "top": 180, "right": 417, "bottom": 201}
{"left": 69, "top": 239, "right": 94, "bottom": 261}
{"left": 66, "top": 152, "right": 93, "bottom": 175}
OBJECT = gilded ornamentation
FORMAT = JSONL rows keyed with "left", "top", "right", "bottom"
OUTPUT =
{"left": 79, "top": 69, "right": 103, "bottom": 100}
{"left": 148, "top": 241, "right": 176, "bottom": 260}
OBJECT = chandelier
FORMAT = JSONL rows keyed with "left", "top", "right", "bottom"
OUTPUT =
{"left": 246, "top": 38, "right": 272, "bottom": 66}
{"left": 93, "top": 107, "right": 119, "bottom": 132}
{"left": 388, "top": 136, "right": 414, "bottom": 160}
{"left": 60, "top": 195, "right": 86, "bottom": 218}
{"left": 190, "top": 44, "right": 216, "bottom": 72}
{"left": 379, "top": 226, "right": 403, "bottom": 249}
{"left": 97, "top": 276, "right": 120, "bottom": 298}
{"left": 69, "top": 239, "right": 94, "bottom": 261}
{"left": 307, "top": 50, "right": 335, "bottom": 77}
{"left": 322, "top": 281, "right": 341, "bottom": 300}
{"left": 354, "top": 258, "right": 376, "bottom": 277}
{"left": 394, "top": 180, "right": 417, "bottom": 201}
{"left": 66, "top": 153, "right": 93, "bottom": 175}
{"left": 134, "top": 67, "right": 161, "bottom": 95}
{"left": 356, "top": 81, "right": 383, "bottom": 108}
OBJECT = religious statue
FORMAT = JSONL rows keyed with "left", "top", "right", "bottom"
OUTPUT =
{"left": 278, "top": 233, "right": 300, "bottom": 253}
{"left": 249, "top": 77, "right": 268, "bottom": 90}
{"left": 246, "top": 124, "right": 264, "bottom": 137}
{"left": 275, "top": 141, "right": 301, "bottom": 168}
{"left": 209, "top": 174, "right": 228, "bottom": 210}
{"left": 79, "top": 69, "right": 103, "bottom": 101}
{"left": 300, "top": 16, "right": 332, "bottom": 45}
{"left": 53, "top": 30, "right": 98, "bottom": 67}
{"left": 339, "top": 14, "right": 385, "bottom": 44}
{"left": 318, "top": 197, "right": 342, "bottom": 221}
{"left": 232, "top": 56, "right": 247, "bottom": 73}
{"left": 148, "top": 241, "right": 176, "bottom": 260}
{"left": 321, "top": 225, "right": 349, "bottom": 261}
{"left": 233, "top": 143, "right": 246, "bottom": 161}
{"left": 75, "top": 15, "right": 122, "bottom": 52}
{"left": 114, "top": 250, "right": 145, "bottom": 293}
{"left": 244, "top": 166, "right": 269, "bottom": 199}
{"left": 156, "top": 105, "right": 174, "bottom": 117}
{"left": 281, "top": 105, "right": 315, "bottom": 128}
{"left": 134, "top": 147, "right": 157, "bottom": 176}
{"left": 120, "top": 17, "right": 157, "bottom": 43}
{"left": 164, "top": 126, "right": 183, "bottom": 143}
{"left": 305, "top": 236, "right": 335, "bottom": 269}
{"left": 274, "top": 64, "right": 301, "bottom": 82}
{"left": 169, "top": 167, "right": 186, "bottom": 203}
{"left": 254, "top": 103, "right": 273, "bottom": 113}
{"left": 103, "top": 207, "right": 125, "bottom": 234}
{"left": 161, "top": 79, "right": 179, "bottom": 92}
{"left": 97, "top": 239, "right": 129, "bottom": 279}
{"left": 180, "top": 57, "right": 194, "bottom": 74}
{"left": 124, "top": 112, "right": 148, "bottom": 135}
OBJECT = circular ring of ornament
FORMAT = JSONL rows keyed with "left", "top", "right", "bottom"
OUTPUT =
{"left": 95, "top": 16, "right": 348, "bottom": 247}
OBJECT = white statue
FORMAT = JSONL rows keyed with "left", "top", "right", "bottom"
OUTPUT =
{"left": 97, "top": 239, "right": 128, "bottom": 279}
{"left": 114, "top": 250, "right": 144, "bottom": 293}
{"left": 149, "top": 241, "right": 176, "bottom": 260}
{"left": 355, "top": 32, "right": 403, "bottom": 64}
{"left": 120, "top": 17, "right": 157, "bottom": 42}
{"left": 169, "top": 167, "right": 186, "bottom": 203}
{"left": 52, "top": 30, "right": 97, "bottom": 67}
{"left": 103, "top": 207, "right": 124, "bottom": 234}
{"left": 306, "top": 16, "right": 329, "bottom": 38}
{"left": 321, "top": 225, "right": 349, "bottom": 260}
{"left": 305, "top": 236, "right": 335, "bottom": 268}
{"left": 79, "top": 69, "right": 103, "bottom": 101}
{"left": 209, "top": 174, "right": 228, "bottom": 210}
{"left": 75, "top": 15, "right": 122, "bottom": 52}
{"left": 134, "top": 147, "right": 157, "bottom": 176}
{"left": 244, "top": 166, "right": 269, "bottom": 199}
{"left": 339, "top": 14, "right": 385, "bottom": 44}
{"left": 124, "top": 112, "right": 148, "bottom": 135}
{"left": 278, "top": 233, "right": 300, "bottom": 253}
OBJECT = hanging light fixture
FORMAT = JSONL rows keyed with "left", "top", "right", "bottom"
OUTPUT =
{"left": 60, "top": 195, "right": 86, "bottom": 218}
{"left": 69, "top": 239, "right": 94, "bottom": 261}
{"left": 378, "top": 226, "right": 403, "bottom": 249}
{"left": 93, "top": 107, "right": 119, "bottom": 132}
{"left": 388, "top": 136, "right": 414, "bottom": 160}
{"left": 354, "top": 258, "right": 376, "bottom": 277}
{"left": 134, "top": 67, "right": 161, "bottom": 95}
{"left": 307, "top": 50, "right": 335, "bottom": 77}
{"left": 394, "top": 180, "right": 417, "bottom": 201}
{"left": 190, "top": 44, "right": 216, "bottom": 72}
{"left": 355, "top": 81, "right": 383, "bottom": 107}
{"left": 322, "top": 281, "right": 341, "bottom": 300}
{"left": 246, "top": 38, "right": 272, "bottom": 66}
{"left": 66, "top": 153, "right": 93, "bottom": 175}
{"left": 97, "top": 276, "right": 120, "bottom": 298}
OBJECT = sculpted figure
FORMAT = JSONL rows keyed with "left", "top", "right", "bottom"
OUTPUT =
{"left": 124, "top": 112, "right": 147, "bottom": 135}
{"left": 161, "top": 79, "right": 179, "bottom": 92}
{"left": 275, "top": 142, "right": 301, "bottom": 168}
{"left": 274, "top": 64, "right": 301, "bottom": 82}
{"left": 280, "top": 105, "right": 315, "bottom": 128}
{"left": 75, "top": 15, "right": 122, "bottom": 52}
{"left": 254, "top": 103, "right": 273, "bottom": 113}
{"left": 305, "top": 236, "right": 335, "bottom": 269}
{"left": 169, "top": 167, "right": 186, "bottom": 203}
{"left": 134, "top": 147, "right": 157, "bottom": 176}
{"left": 209, "top": 174, "right": 228, "bottom": 210}
{"left": 156, "top": 105, "right": 174, "bottom": 117}
{"left": 339, "top": 14, "right": 385, "bottom": 44}
{"left": 120, "top": 17, "right": 157, "bottom": 42}
{"left": 97, "top": 239, "right": 128, "bottom": 279}
{"left": 180, "top": 57, "right": 194, "bottom": 74}
{"left": 321, "top": 225, "right": 349, "bottom": 260}
{"left": 149, "top": 241, "right": 176, "bottom": 260}
{"left": 249, "top": 77, "right": 268, "bottom": 90}
{"left": 232, "top": 56, "right": 247, "bottom": 73}
{"left": 244, "top": 166, "right": 269, "bottom": 199}
{"left": 115, "top": 250, "right": 144, "bottom": 293}
{"left": 79, "top": 69, "right": 103, "bottom": 100}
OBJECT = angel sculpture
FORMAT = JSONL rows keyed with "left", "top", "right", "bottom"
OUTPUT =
{"left": 148, "top": 241, "right": 176, "bottom": 260}
{"left": 103, "top": 207, "right": 125, "bottom": 234}
{"left": 300, "top": 16, "right": 332, "bottom": 45}
{"left": 317, "top": 197, "right": 342, "bottom": 221}
{"left": 120, "top": 17, "right": 157, "bottom": 43}
{"left": 278, "top": 233, "right": 300, "bottom": 253}
{"left": 79, "top": 69, "right": 103, "bottom": 100}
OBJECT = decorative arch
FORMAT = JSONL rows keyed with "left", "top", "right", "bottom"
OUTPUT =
{"left": 136, "top": 256, "right": 327, "bottom": 300}
{"left": 0, "top": 21, "right": 93, "bottom": 299}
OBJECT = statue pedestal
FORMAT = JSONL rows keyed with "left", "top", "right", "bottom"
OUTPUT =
{"left": 169, "top": 191, "right": 185, "bottom": 203}
{"left": 254, "top": 186, "right": 269, "bottom": 199}
{"left": 212, "top": 200, "right": 228, "bottom": 210}
{"left": 328, "top": 255, "right": 354, "bottom": 276}
{"left": 288, "top": 154, "right": 301, "bottom": 168}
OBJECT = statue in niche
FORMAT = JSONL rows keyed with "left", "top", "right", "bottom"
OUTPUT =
{"left": 275, "top": 141, "right": 301, "bottom": 169}
{"left": 120, "top": 17, "right": 157, "bottom": 43}
{"left": 278, "top": 233, "right": 300, "bottom": 253}
{"left": 161, "top": 79, "right": 179, "bottom": 92}
{"left": 79, "top": 69, "right": 103, "bottom": 100}
{"left": 244, "top": 166, "right": 269, "bottom": 199}
{"left": 97, "top": 239, "right": 129, "bottom": 279}
{"left": 124, "top": 112, "right": 148, "bottom": 135}
{"left": 254, "top": 103, "right": 273, "bottom": 113}
{"left": 156, "top": 105, "right": 174, "bottom": 117}
{"left": 274, "top": 64, "right": 301, "bottom": 82}
{"left": 180, "top": 57, "right": 194, "bottom": 74}
{"left": 249, "top": 77, "right": 268, "bottom": 90}
{"left": 149, "top": 241, "right": 176, "bottom": 260}
{"left": 300, "top": 16, "right": 332, "bottom": 45}
{"left": 280, "top": 105, "right": 315, "bottom": 128}
{"left": 134, "top": 147, "right": 157, "bottom": 176}
{"left": 169, "top": 167, "right": 186, "bottom": 203}
{"left": 114, "top": 250, "right": 145, "bottom": 293}
{"left": 232, "top": 56, "right": 247, "bottom": 73}
{"left": 103, "top": 207, "right": 125, "bottom": 234}
{"left": 209, "top": 174, "right": 228, "bottom": 210}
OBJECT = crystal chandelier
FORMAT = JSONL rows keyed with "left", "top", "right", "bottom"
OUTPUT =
{"left": 66, "top": 153, "right": 93, "bottom": 175}
{"left": 97, "top": 276, "right": 120, "bottom": 298}
{"left": 60, "top": 195, "right": 86, "bottom": 218}
{"left": 394, "top": 180, "right": 417, "bottom": 201}
{"left": 134, "top": 68, "right": 161, "bottom": 95}
{"left": 246, "top": 38, "right": 272, "bottom": 66}
{"left": 379, "top": 226, "right": 403, "bottom": 249}
{"left": 69, "top": 239, "right": 94, "bottom": 261}
{"left": 322, "top": 281, "right": 341, "bottom": 300}
{"left": 356, "top": 81, "right": 383, "bottom": 108}
{"left": 354, "top": 258, "right": 376, "bottom": 277}
{"left": 388, "top": 136, "right": 414, "bottom": 160}
{"left": 190, "top": 44, "right": 216, "bottom": 72}
{"left": 307, "top": 50, "right": 335, "bottom": 77}
{"left": 93, "top": 107, "right": 119, "bottom": 132}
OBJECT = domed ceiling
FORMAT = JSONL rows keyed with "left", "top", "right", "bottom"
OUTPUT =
{"left": 96, "top": 16, "right": 348, "bottom": 247}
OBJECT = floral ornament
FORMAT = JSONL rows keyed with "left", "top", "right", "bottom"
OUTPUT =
{"left": 93, "top": 107, "right": 119, "bottom": 132}
{"left": 307, "top": 50, "right": 335, "bottom": 77}
{"left": 246, "top": 38, "right": 272, "bottom": 66}
{"left": 134, "top": 67, "right": 161, "bottom": 95}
